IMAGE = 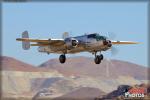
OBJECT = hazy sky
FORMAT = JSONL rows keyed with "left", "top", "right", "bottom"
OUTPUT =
{"left": 2, "top": 2, "right": 148, "bottom": 66}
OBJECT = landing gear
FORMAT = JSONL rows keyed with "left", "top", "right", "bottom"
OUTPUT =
{"left": 95, "top": 55, "right": 101, "bottom": 64}
{"left": 99, "top": 54, "right": 103, "bottom": 60}
{"left": 94, "top": 52, "right": 104, "bottom": 64}
{"left": 59, "top": 54, "right": 66, "bottom": 64}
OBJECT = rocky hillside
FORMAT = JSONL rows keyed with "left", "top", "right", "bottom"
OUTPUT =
{"left": 53, "top": 87, "right": 106, "bottom": 100}
{"left": 1, "top": 56, "right": 63, "bottom": 99}
{"left": 39, "top": 56, "right": 148, "bottom": 80}
{"left": 1, "top": 56, "right": 149, "bottom": 100}
{"left": 1, "top": 56, "right": 49, "bottom": 72}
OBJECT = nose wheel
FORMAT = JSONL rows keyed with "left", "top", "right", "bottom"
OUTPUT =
{"left": 94, "top": 52, "right": 103, "bottom": 64}
{"left": 59, "top": 54, "right": 66, "bottom": 64}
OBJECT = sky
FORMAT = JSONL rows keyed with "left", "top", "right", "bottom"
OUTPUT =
{"left": 2, "top": 2, "right": 148, "bottom": 67}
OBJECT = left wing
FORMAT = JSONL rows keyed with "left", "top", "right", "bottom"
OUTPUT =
{"left": 16, "top": 31, "right": 65, "bottom": 50}
{"left": 111, "top": 41, "right": 139, "bottom": 45}
{"left": 16, "top": 38, "right": 50, "bottom": 43}
{"left": 16, "top": 38, "right": 65, "bottom": 46}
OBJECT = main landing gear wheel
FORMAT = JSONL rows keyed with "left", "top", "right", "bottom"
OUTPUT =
{"left": 94, "top": 55, "right": 101, "bottom": 64}
{"left": 99, "top": 54, "right": 103, "bottom": 60}
{"left": 94, "top": 53, "right": 104, "bottom": 64}
{"left": 59, "top": 54, "right": 66, "bottom": 64}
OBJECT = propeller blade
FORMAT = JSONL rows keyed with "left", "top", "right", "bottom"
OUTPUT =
{"left": 111, "top": 46, "right": 119, "bottom": 56}
{"left": 106, "top": 32, "right": 116, "bottom": 40}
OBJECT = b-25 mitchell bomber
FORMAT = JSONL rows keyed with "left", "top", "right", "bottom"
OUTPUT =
{"left": 16, "top": 31, "right": 138, "bottom": 64}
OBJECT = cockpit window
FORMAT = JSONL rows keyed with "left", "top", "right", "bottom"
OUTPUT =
{"left": 87, "top": 33, "right": 106, "bottom": 41}
{"left": 87, "top": 34, "right": 96, "bottom": 38}
{"left": 96, "top": 36, "right": 106, "bottom": 41}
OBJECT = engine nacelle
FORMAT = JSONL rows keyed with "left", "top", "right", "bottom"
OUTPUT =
{"left": 65, "top": 38, "right": 79, "bottom": 49}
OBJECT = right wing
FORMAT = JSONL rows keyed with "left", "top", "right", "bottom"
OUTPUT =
{"left": 111, "top": 40, "right": 139, "bottom": 45}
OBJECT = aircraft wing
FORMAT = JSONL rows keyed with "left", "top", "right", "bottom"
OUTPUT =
{"left": 16, "top": 38, "right": 65, "bottom": 46}
{"left": 111, "top": 41, "right": 139, "bottom": 45}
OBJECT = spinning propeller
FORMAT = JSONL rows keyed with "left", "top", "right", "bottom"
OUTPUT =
{"left": 104, "top": 32, "right": 118, "bottom": 56}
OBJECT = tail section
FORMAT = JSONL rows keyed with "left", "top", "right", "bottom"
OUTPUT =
{"left": 22, "top": 31, "right": 30, "bottom": 50}
{"left": 62, "top": 32, "right": 69, "bottom": 39}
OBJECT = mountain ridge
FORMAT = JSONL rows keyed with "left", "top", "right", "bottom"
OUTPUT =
{"left": 1, "top": 56, "right": 149, "bottom": 99}
{"left": 39, "top": 56, "right": 148, "bottom": 80}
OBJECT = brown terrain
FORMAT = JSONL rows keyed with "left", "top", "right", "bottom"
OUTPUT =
{"left": 0, "top": 56, "right": 149, "bottom": 100}
{"left": 1, "top": 56, "right": 50, "bottom": 72}
{"left": 53, "top": 87, "right": 106, "bottom": 100}
{"left": 39, "top": 56, "right": 148, "bottom": 80}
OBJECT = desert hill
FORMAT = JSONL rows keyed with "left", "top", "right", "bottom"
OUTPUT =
{"left": 53, "top": 87, "right": 106, "bottom": 100}
{"left": 1, "top": 56, "right": 149, "bottom": 100}
{"left": 1, "top": 56, "right": 49, "bottom": 72}
{"left": 39, "top": 56, "right": 148, "bottom": 80}
{"left": 1, "top": 56, "right": 63, "bottom": 99}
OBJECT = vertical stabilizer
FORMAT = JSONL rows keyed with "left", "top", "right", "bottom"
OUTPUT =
{"left": 22, "top": 31, "right": 30, "bottom": 50}
{"left": 62, "top": 32, "right": 69, "bottom": 39}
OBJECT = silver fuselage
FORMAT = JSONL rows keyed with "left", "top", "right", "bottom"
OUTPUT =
{"left": 38, "top": 34, "right": 110, "bottom": 54}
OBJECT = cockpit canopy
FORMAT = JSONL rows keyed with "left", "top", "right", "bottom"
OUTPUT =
{"left": 87, "top": 33, "right": 106, "bottom": 41}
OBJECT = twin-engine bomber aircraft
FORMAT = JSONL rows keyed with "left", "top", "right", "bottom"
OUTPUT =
{"left": 16, "top": 31, "right": 138, "bottom": 64}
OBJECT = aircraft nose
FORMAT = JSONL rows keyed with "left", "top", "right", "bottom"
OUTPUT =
{"left": 103, "top": 40, "right": 112, "bottom": 47}
{"left": 103, "top": 40, "right": 108, "bottom": 45}
{"left": 107, "top": 40, "right": 112, "bottom": 47}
